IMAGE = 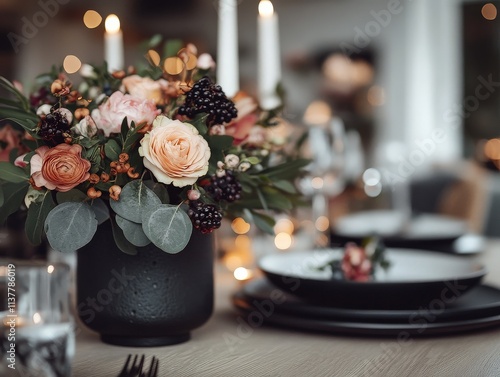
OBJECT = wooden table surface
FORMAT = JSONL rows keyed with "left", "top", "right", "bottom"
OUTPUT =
{"left": 71, "top": 242, "right": 500, "bottom": 377}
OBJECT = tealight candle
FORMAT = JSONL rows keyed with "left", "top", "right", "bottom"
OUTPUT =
{"left": 258, "top": 0, "right": 281, "bottom": 110}
{"left": 104, "top": 14, "right": 124, "bottom": 73}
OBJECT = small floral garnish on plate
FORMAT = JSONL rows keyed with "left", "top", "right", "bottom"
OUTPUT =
{"left": 317, "top": 238, "right": 391, "bottom": 282}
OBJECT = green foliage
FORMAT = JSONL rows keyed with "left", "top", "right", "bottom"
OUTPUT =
{"left": 0, "top": 162, "right": 29, "bottom": 183}
{"left": 0, "top": 181, "right": 29, "bottom": 224}
{"left": 115, "top": 215, "right": 151, "bottom": 247}
{"left": 110, "top": 180, "right": 161, "bottom": 223}
{"left": 44, "top": 202, "right": 98, "bottom": 253}
{"left": 25, "top": 190, "right": 55, "bottom": 245}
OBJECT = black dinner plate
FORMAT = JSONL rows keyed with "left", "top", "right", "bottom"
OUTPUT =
{"left": 258, "top": 249, "right": 486, "bottom": 309}
{"left": 232, "top": 279, "right": 500, "bottom": 336}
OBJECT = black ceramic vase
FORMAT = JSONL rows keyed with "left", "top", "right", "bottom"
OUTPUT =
{"left": 76, "top": 220, "right": 214, "bottom": 347}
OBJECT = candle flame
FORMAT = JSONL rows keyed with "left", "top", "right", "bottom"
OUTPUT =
{"left": 105, "top": 14, "right": 120, "bottom": 33}
{"left": 33, "top": 312, "right": 42, "bottom": 324}
{"left": 259, "top": 0, "right": 274, "bottom": 17}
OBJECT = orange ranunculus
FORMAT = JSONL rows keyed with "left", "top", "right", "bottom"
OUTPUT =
{"left": 0, "top": 124, "right": 29, "bottom": 162}
{"left": 30, "top": 144, "right": 91, "bottom": 192}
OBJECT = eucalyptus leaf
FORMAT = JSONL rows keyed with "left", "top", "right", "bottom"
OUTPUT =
{"left": 0, "top": 162, "right": 29, "bottom": 183}
{"left": 110, "top": 216, "right": 137, "bottom": 255}
{"left": 143, "top": 180, "right": 170, "bottom": 204}
{"left": 109, "top": 180, "right": 161, "bottom": 223}
{"left": 44, "top": 202, "right": 98, "bottom": 253}
{"left": 25, "top": 191, "right": 55, "bottom": 245}
{"left": 115, "top": 215, "right": 150, "bottom": 247}
{"left": 90, "top": 198, "right": 110, "bottom": 224}
{"left": 142, "top": 204, "right": 192, "bottom": 254}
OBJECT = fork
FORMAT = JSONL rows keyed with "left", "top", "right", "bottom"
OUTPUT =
{"left": 117, "top": 354, "right": 145, "bottom": 377}
{"left": 141, "top": 356, "right": 159, "bottom": 377}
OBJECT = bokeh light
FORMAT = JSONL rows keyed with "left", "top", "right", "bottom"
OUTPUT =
{"left": 63, "top": 55, "right": 82, "bottom": 74}
{"left": 482, "top": 3, "right": 497, "bottom": 20}
{"left": 83, "top": 10, "right": 102, "bottom": 29}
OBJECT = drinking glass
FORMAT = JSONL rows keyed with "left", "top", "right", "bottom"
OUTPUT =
{"left": 0, "top": 260, "right": 74, "bottom": 377}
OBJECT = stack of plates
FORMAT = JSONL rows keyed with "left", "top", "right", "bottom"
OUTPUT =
{"left": 232, "top": 249, "right": 500, "bottom": 336}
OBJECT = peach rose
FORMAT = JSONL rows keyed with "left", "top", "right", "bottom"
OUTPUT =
{"left": 122, "top": 75, "right": 163, "bottom": 104}
{"left": 139, "top": 115, "right": 210, "bottom": 187}
{"left": 91, "top": 91, "right": 160, "bottom": 136}
{"left": 0, "top": 125, "right": 29, "bottom": 162}
{"left": 30, "top": 144, "right": 91, "bottom": 192}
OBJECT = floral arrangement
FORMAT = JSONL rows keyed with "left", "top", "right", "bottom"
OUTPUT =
{"left": 0, "top": 42, "right": 307, "bottom": 255}
{"left": 317, "top": 238, "right": 390, "bottom": 281}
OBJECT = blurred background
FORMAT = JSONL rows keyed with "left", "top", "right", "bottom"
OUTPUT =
{"left": 1, "top": 0, "right": 500, "bottom": 262}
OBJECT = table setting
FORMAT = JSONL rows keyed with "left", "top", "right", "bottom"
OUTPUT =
{"left": 1, "top": 0, "right": 500, "bottom": 376}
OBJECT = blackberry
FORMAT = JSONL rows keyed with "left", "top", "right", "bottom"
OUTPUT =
{"left": 188, "top": 201, "right": 223, "bottom": 234}
{"left": 178, "top": 76, "right": 238, "bottom": 127}
{"left": 38, "top": 110, "right": 71, "bottom": 145}
{"left": 206, "top": 170, "right": 242, "bottom": 203}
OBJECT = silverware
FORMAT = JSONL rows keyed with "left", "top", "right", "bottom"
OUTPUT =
{"left": 117, "top": 354, "right": 145, "bottom": 377}
{"left": 141, "top": 356, "right": 159, "bottom": 377}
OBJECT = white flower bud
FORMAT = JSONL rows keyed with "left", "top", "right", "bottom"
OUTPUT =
{"left": 225, "top": 154, "right": 240, "bottom": 168}
{"left": 217, "top": 161, "right": 225, "bottom": 169}
{"left": 197, "top": 53, "right": 215, "bottom": 70}
{"left": 209, "top": 125, "right": 226, "bottom": 136}
{"left": 216, "top": 169, "right": 226, "bottom": 177}
{"left": 238, "top": 161, "right": 251, "bottom": 172}
{"left": 80, "top": 64, "right": 97, "bottom": 79}
{"left": 36, "top": 104, "right": 52, "bottom": 116}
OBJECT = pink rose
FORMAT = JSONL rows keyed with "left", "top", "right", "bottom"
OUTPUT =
{"left": 30, "top": 144, "right": 91, "bottom": 192}
{"left": 225, "top": 94, "right": 258, "bottom": 145}
{"left": 91, "top": 91, "right": 160, "bottom": 136}
{"left": 122, "top": 75, "right": 163, "bottom": 104}
{"left": 0, "top": 125, "right": 29, "bottom": 162}
{"left": 139, "top": 115, "right": 210, "bottom": 187}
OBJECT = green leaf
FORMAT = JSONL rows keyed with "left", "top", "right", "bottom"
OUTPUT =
{"left": 104, "top": 139, "right": 121, "bottom": 161}
{"left": 25, "top": 191, "right": 55, "bottom": 245}
{"left": 259, "top": 158, "right": 310, "bottom": 180}
{"left": 122, "top": 124, "right": 146, "bottom": 154}
{"left": 115, "top": 215, "right": 150, "bottom": 247}
{"left": 190, "top": 114, "right": 209, "bottom": 135}
{"left": 90, "top": 198, "right": 110, "bottom": 224}
{"left": 244, "top": 209, "right": 275, "bottom": 235}
{"left": 0, "top": 77, "right": 30, "bottom": 111}
{"left": 44, "top": 202, "right": 98, "bottom": 253}
{"left": 0, "top": 182, "right": 29, "bottom": 224}
{"left": 56, "top": 189, "right": 88, "bottom": 204}
{"left": 0, "top": 162, "right": 29, "bottom": 183}
{"left": 143, "top": 180, "right": 170, "bottom": 204}
{"left": 141, "top": 204, "right": 192, "bottom": 254}
{"left": 109, "top": 180, "right": 161, "bottom": 223}
{"left": 273, "top": 180, "right": 298, "bottom": 194}
{"left": 163, "top": 39, "right": 183, "bottom": 58}
{"left": 110, "top": 216, "right": 137, "bottom": 255}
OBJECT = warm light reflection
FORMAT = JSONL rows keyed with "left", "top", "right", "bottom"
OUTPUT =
{"left": 484, "top": 138, "right": 500, "bottom": 160}
{"left": 147, "top": 50, "right": 161, "bottom": 66}
{"left": 105, "top": 14, "right": 120, "bottom": 33}
{"left": 83, "top": 10, "right": 102, "bottom": 29}
{"left": 234, "top": 267, "right": 253, "bottom": 281}
{"left": 482, "top": 3, "right": 497, "bottom": 20}
{"left": 63, "top": 55, "right": 82, "bottom": 74}
{"left": 303, "top": 100, "right": 331, "bottom": 125}
{"left": 33, "top": 312, "right": 42, "bottom": 324}
{"left": 47, "top": 265, "right": 55, "bottom": 274}
{"left": 235, "top": 235, "right": 251, "bottom": 249}
{"left": 315, "top": 216, "right": 330, "bottom": 232}
{"left": 367, "top": 85, "right": 385, "bottom": 106}
{"left": 274, "top": 232, "right": 292, "bottom": 250}
{"left": 231, "top": 218, "right": 251, "bottom": 235}
{"left": 274, "top": 218, "right": 294, "bottom": 235}
{"left": 259, "top": 0, "right": 274, "bottom": 17}
{"left": 224, "top": 254, "right": 243, "bottom": 271}
{"left": 164, "top": 57, "right": 184, "bottom": 75}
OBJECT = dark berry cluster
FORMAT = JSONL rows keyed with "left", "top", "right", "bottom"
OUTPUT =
{"left": 178, "top": 77, "right": 237, "bottom": 127}
{"left": 37, "top": 111, "right": 71, "bottom": 146}
{"left": 188, "top": 201, "right": 223, "bottom": 234}
{"left": 206, "top": 170, "right": 242, "bottom": 203}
